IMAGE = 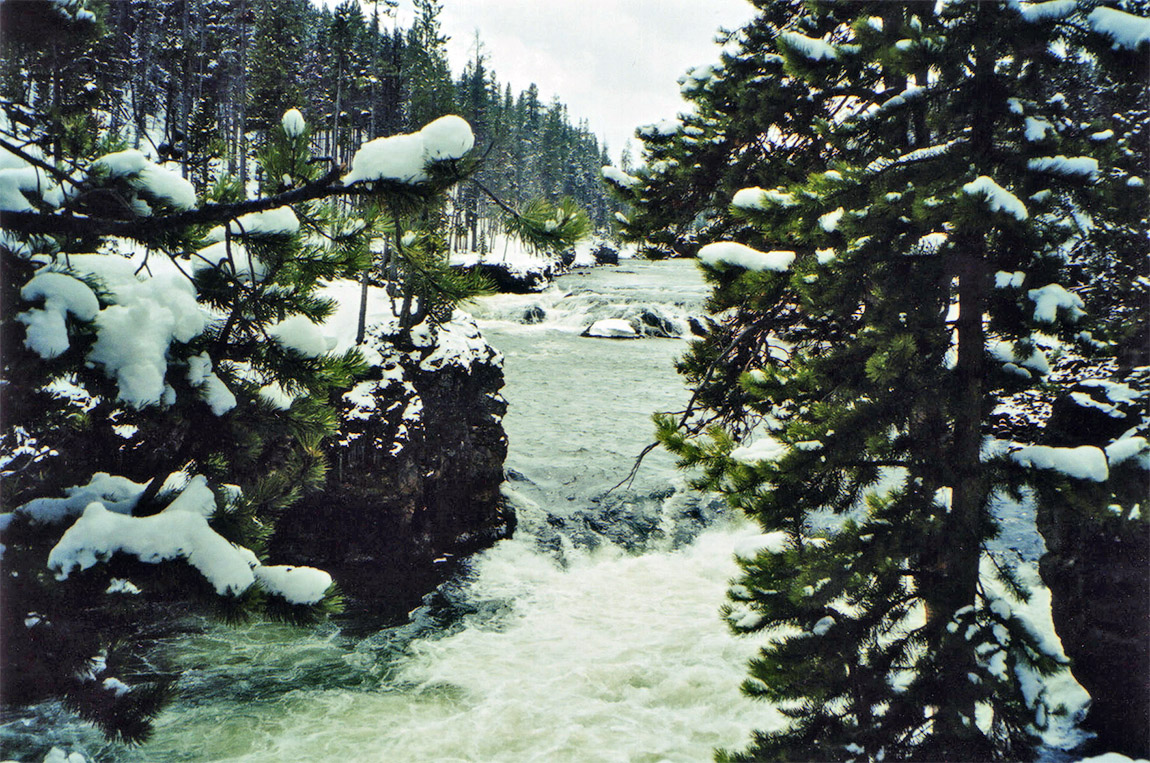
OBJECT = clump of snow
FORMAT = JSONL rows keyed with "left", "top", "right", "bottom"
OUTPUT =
{"left": 225, "top": 206, "right": 300, "bottom": 237}
{"left": 995, "top": 271, "right": 1026, "bottom": 289}
{"left": 281, "top": 108, "right": 306, "bottom": 138}
{"left": 1027, "top": 283, "right": 1085, "bottom": 323}
{"left": 91, "top": 149, "right": 196, "bottom": 211}
{"left": 1014, "top": 0, "right": 1077, "bottom": 23}
{"left": 732, "top": 186, "right": 796, "bottom": 210}
{"left": 816, "top": 248, "right": 837, "bottom": 265}
{"left": 106, "top": 577, "right": 141, "bottom": 595}
{"left": 343, "top": 115, "right": 474, "bottom": 185}
{"left": 585, "top": 318, "right": 638, "bottom": 338}
{"left": 10, "top": 472, "right": 147, "bottom": 524}
{"left": 39, "top": 747, "right": 87, "bottom": 763}
{"left": 1027, "top": 155, "right": 1099, "bottom": 179}
{"left": 988, "top": 338, "right": 1050, "bottom": 376}
{"left": 962, "top": 176, "right": 1028, "bottom": 220}
{"left": 1011, "top": 445, "right": 1109, "bottom": 482}
{"left": 811, "top": 615, "right": 836, "bottom": 636}
{"left": 637, "top": 118, "right": 681, "bottom": 139}
{"left": 733, "top": 531, "right": 790, "bottom": 560}
{"left": 818, "top": 207, "right": 845, "bottom": 232}
{"left": 48, "top": 501, "right": 257, "bottom": 596}
{"left": 699, "top": 242, "right": 795, "bottom": 273}
{"left": 258, "top": 381, "right": 297, "bottom": 410}
{"left": 268, "top": 314, "right": 332, "bottom": 358}
{"left": 55, "top": 254, "right": 207, "bottom": 408}
{"left": 601, "top": 166, "right": 640, "bottom": 189}
{"left": 254, "top": 565, "right": 332, "bottom": 605}
{"left": 730, "top": 436, "right": 788, "bottom": 465}
{"left": 163, "top": 474, "right": 219, "bottom": 517}
{"left": 1106, "top": 437, "right": 1149, "bottom": 469}
{"left": 91, "top": 149, "right": 149, "bottom": 178}
{"left": 17, "top": 272, "right": 100, "bottom": 359}
{"left": 679, "top": 62, "right": 721, "bottom": 95}
{"left": 1087, "top": 6, "right": 1150, "bottom": 50}
{"left": 186, "top": 352, "right": 237, "bottom": 415}
{"left": 0, "top": 161, "right": 69, "bottom": 212}
{"left": 912, "top": 232, "right": 948, "bottom": 255}
{"left": 779, "top": 31, "right": 838, "bottom": 61}
{"left": 1024, "top": 116, "right": 1054, "bottom": 142}
{"left": 420, "top": 114, "right": 476, "bottom": 161}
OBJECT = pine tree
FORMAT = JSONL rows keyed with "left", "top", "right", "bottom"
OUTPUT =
{"left": 647, "top": 1, "right": 1149, "bottom": 759}
{"left": 403, "top": 0, "right": 454, "bottom": 130}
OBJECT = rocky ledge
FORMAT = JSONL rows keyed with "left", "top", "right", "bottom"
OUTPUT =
{"left": 270, "top": 312, "right": 513, "bottom": 623}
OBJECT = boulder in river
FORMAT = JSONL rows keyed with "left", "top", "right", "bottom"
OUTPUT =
{"left": 581, "top": 318, "right": 640, "bottom": 339}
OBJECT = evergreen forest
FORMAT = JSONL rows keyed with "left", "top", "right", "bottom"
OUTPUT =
{"left": 1, "top": 1, "right": 1147, "bottom": 762}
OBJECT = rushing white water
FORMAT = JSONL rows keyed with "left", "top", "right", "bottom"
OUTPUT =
{"left": 126, "top": 260, "right": 776, "bottom": 762}
{"left": 7, "top": 259, "right": 788, "bottom": 762}
{"left": 118, "top": 526, "right": 784, "bottom": 762}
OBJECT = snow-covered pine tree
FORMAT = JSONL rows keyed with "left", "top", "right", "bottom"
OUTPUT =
{"left": 1, "top": 107, "right": 365, "bottom": 742}
{"left": 0, "top": 55, "right": 593, "bottom": 737}
{"left": 650, "top": 1, "right": 1148, "bottom": 759}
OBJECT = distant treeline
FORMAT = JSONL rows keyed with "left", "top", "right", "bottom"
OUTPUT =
{"left": 1, "top": 0, "right": 621, "bottom": 249}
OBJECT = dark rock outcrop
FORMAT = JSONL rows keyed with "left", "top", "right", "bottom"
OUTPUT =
{"left": 1034, "top": 375, "right": 1149, "bottom": 758}
{"left": 270, "top": 317, "right": 513, "bottom": 623}
{"left": 457, "top": 261, "right": 553, "bottom": 293}
{"left": 591, "top": 243, "right": 619, "bottom": 266}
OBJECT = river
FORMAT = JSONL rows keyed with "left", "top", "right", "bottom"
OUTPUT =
{"left": 6, "top": 259, "right": 786, "bottom": 762}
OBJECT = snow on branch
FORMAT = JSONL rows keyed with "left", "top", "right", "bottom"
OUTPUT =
{"left": 962, "top": 176, "right": 1029, "bottom": 221}
{"left": 342, "top": 115, "right": 474, "bottom": 185}
{"left": 698, "top": 242, "right": 795, "bottom": 273}
{"left": 42, "top": 474, "right": 333, "bottom": 603}
{"left": 1088, "top": 6, "right": 1150, "bottom": 50}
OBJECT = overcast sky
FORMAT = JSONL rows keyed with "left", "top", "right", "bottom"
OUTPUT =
{"left": 382, "top": 0, "right": 757, "bottom": 162}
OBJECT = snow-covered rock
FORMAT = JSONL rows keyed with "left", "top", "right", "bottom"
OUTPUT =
{"left": 582, "top": 318, "right": 638, "bottom": 338}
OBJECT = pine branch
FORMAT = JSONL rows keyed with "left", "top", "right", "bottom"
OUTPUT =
{"left": 1, "top": 166, "right": 358, "bottom": 239}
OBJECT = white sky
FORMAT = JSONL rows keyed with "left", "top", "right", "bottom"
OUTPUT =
{"left": 379, "top": 0, "right": 757, "bottom": 162}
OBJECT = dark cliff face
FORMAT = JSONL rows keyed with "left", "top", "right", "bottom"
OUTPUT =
{"left": 1036, "top": 379, "right": 1149, "bottom": 758}
{"left": 270, "top": 321, "right": 513, "bottom": 625}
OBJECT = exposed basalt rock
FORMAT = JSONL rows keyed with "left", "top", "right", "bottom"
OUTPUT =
{"left": 1034, "top": 373, "right": 1149, "bottom": 758}
{"left": 270, "top": 314, "right": 513, "bottom": 623}
{"left": 591, "top": 243, "right": 619, "bottom": 266}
